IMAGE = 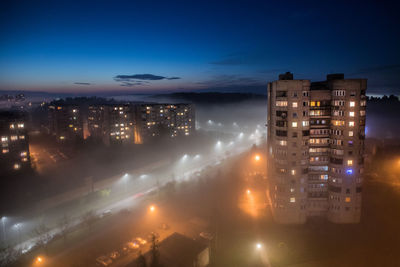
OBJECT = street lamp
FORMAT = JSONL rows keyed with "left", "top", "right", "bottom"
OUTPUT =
{"left": 246, "top": 189, "right": 251, "bottom": 195}
{"left": 14, "top": 223, "right": 21, "bottom": 243}
{"left": 254, "top": 155, "right": 260, "bottom": 161}
{"left": 1, "top": 217, "right": 6, "bottom": 245}
{"left": 149, "top": 205, "right": 156, "bottom": 213}
{"left": 256, "top": 243, "right": 262, "bottom": 250}
{"left": 35, "top": 256, "right": 44, "bottom": 264}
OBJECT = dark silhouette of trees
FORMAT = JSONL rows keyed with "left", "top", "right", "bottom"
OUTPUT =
{"left": 149, "top": 234, "right": 160, "bottom": 267}
{"left": 58, "top": 214, "right": 71, "bottom": 242}
{"left": 137, "top": 251, "right": 147, "bottom": 267}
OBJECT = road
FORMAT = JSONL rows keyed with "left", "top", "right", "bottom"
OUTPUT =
{"left": 1, "top": 126, "right": 265, "bottom": 264}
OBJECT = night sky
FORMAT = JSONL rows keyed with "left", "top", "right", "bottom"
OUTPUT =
{"left": 0, "top": 0, "right": 399, "bottom": 95}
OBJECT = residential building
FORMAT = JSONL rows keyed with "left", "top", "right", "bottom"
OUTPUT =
{"left": 48, "top": 105, "right": 83, "bottom": 143}
{"left": 87, "top": 103, "right": 195, "bottom": 145}
{"left": 0, "top": 111, "right": 30, "bottom": 172}
{"left": 134, "top": 103, "right": 195, "bottom": 142}
{"left": 88, "top": 104, "right": 135, "bottom": 145}
{"left": 267, "top": 72, "right": 366, "bottom": 224}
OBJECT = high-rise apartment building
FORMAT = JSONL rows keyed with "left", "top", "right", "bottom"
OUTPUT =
{"left": 134, "top": 103, "right": 195, "bottom": 142}
{"left": 0, "top": 111, "right": 30, "bottom": 172}
{"left": 267, "top": 73, "right": 366, "bottom": 224}
{"left": 88, "top": 104, "right": 135, "bottom": 145}
{"left": 48, "top": 105, "right": 84, "bottom": 143}
{"left": 87, "top": 103, "right": 195, "bottom": 145}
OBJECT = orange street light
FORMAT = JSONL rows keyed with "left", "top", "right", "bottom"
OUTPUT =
{"left": 35, "top": 256, "right": 44, "bottom": 264}
{"left": 149, "top": 205, "right": 156, "bottom": 212}
{"left": 254, "top": 155, "right": 260, "bottom": 161}
{"left": 246, "top": 189, "right": 251, "bottom": 195}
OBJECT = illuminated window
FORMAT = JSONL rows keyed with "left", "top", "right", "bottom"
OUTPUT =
{"left": 290, "top": 188, "right": 295, "bottom": 192}
{"left": 292, "top": 122, "right": 298, "bottom": 128}
{"left": 276, "top": 101, "right": 288, "bottom": 107}
{"left": 292, "top": 102, "right": 298, "bottom": 108}
{"left": 291, "top": 169, "right": 296, "bottom": 175}
{"left": 17, "top": 123, "right": 24, "bottom": 128}
{"left": 349, "top": 101, "right": 355, "bottom": 107}
{"left": 349, "top": 121, "right": 355, "bottom": 127}
{"left": 9, "top": 124, "right": 15, "bottom": 129}
{"left": 302, "top": 121, "right": 309, "bottom": 127}
{"left": 279, "top": 140, "right": 287, "bottom": 146}
{"left": 1, "top": 137, "right": 8, "bottom": 142}
{"left": 345, "top": 197, "right": 351, "bottom": 203}
{"left": 290, "top": 197, "right": 296, "bottom": 203}
{"left": 347, "top": 160, "right": 353, "bottom": 166}
{"left": 60, "top": 136, "right": 65, "bottom": 140}
{"left": 349, "top": 112, "right": 355, "bottom": 117}
{"left": 2, "top": 149, "right": 9, "bottom": 154}
{"left": 13, "top": 163, "right": 20, "bottom": 170}
{"left": 349, "top": 131, "right": 354, "bottom": 137}
{"left": 20, "top": 151, "right": 27, "bottom": 157}
{"left": 10, "top": 136, "right": 18, "bottom": 141}
{"left": 310, "top": 101, "right": 315, "bottom": 107}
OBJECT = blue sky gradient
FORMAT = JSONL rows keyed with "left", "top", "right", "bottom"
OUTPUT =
{"left": 0, "top": 0, "right": 399, "bottom": 95}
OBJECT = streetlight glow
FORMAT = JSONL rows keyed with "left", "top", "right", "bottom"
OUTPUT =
{"left": 254, "top": 155, "right": 260, "bottom": 161}
{"left": 256, "top": 243, "right": 262, "bottom": 249}
{"left": 149, "top": 205, "right": 155, "bottom": 212}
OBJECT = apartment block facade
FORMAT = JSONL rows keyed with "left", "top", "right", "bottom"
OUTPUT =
{"left": 88, "top": 104, "right": 135, "bottom": 145}
{"left": 267, "top": 73, "right": 366, "bottom": 224}
{"left": 0, "top": 111, "right": 30, "bottom": 172}
{"left": 48, "top": 105, "right": 84, "bottom": 143}
{"left": 87, "top": 103, "right": 195, "bottom": 145}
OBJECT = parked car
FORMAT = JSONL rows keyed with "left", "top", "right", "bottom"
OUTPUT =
{"left": 135, "top": 237, "right": 147, "bottom": 245}
{"left": 126, "top": 241, "right": 140, "bottom": 250}
{"left": 109, "top": 251, "right": 120, "bottom": 260}
{"left": 101, "top": 209, "right": 112, "bottom": 218}
{"left": 199, "top": 231, "right": 214, "bottom": 241}
{"left": 96, "top": 256, "right": 112, "bottom": 266}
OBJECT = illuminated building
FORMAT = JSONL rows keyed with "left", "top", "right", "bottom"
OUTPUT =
{"left": 48, "top": 105, "right": 83, "bottom": 143}
{"left": 267, "top": 73, "right": 366, "bottom": 224}
{"left": 134, "top": 103, "right": 195, "bottom": 142}
{"left": 0, "top": 111, "right": 30, "bottom": 172}
{"left": 88, "top": 103, "right": 195, "bottom": 145}
{"left": 88, "top": 104, "right": 134, "bottom": 145}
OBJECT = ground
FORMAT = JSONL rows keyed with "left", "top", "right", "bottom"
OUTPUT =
{"left": 10, "top": 146, "right": 400, "bottom": 267}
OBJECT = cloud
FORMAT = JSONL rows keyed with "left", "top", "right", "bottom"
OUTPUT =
{"left": 74, "top": 82, "right": 92, "bottom": 85}
{"left": 114, "top": 74, "right": 181, "bottom": 81}
{"left": 119, "top": 81, "right": 147, "bottom": 87}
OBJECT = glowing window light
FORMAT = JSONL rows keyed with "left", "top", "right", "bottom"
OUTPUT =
{"left": 290, "top": 197, "right": 296, "bottom": 203}
{"left": 346, "top": 169, "right": 353, "bottom": 175}
{"left": 349, "top": 101, "right": 355, "bottom": 107}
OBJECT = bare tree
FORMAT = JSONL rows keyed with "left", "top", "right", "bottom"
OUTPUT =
{"left": 81, "top": 210, "right": 97, "bottom": 230}
{"left": 58, "top": 214, "right": 71, "bottom": 242}
{"left": 149, "top": 234, "right": 160, "bottom": 267}
{"left": 33, "top": 223, "right": 51, "bottom": 254}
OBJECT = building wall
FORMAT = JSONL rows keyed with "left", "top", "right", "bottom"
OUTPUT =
{"left": 267, "top": 79, "right": 310, "bottom": 224}
{"left": 88, "top": 103, "right": 195, "bottom": 145}
{"left": 0, "top": 112, "right": 30, "bottom": 172}
{"left": 327, "top": 79, "right": 366, "bottom": 223}
{"left": 135, "top": 103, "right": 195, "bottom": 142}
{"left": 48, "top": 105, "right": 83, "bottom": 143}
